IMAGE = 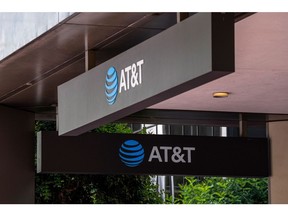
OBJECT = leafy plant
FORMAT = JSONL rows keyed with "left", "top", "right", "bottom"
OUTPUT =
{"left": 174, "top": 177, "right": 268, "bottom": 204}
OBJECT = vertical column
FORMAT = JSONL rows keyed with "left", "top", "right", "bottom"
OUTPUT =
{"left": 239, "top": 113, "right": 248, "bottom": 137}
{"left": 268, "top": 117, "right": 288, "bottom": 203}
{"left": 84, "top": 31, "right": 96, "bottom": 72}
{"left": 176, "top": 13, "right": 190, "bottom": 23}
{"left": 0, "top": 105, "right": 34, "bottom": 203}
{"left": 85, "top": 50, "right": 96, "bottom": 72}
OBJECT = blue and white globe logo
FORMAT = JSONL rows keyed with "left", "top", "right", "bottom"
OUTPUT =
{"left": 105, "top": 67, "right": 118, "bottom": 105}
{"left": 119, "top": 140, "right": 145, "bottom": 167}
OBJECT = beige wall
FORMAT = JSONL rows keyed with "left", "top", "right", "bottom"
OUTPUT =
{"left": 269, "top": 120, "right": 288, "bottom": 204}
{"left": 0, "top": 106, "right": 34, "bottom": 203}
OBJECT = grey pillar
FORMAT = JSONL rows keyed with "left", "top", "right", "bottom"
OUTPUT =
{"left": 85, "top": 50, "right": 96, "bottom": 72}
{"left": 0, "top": 105, "right": 35, "bottom": 203}
{"left": 268, "top": 118, "right": 288, "bottom": 203}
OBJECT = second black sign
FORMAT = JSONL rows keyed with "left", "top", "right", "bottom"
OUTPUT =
{"left": 37, "top": 132, "right": 269, "bottom": 177}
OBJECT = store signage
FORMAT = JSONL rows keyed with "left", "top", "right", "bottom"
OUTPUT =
{"left": 37, "top": 132, "right": 269, "bottom": 177}
{"left": 118, "top": 59, "right": 144, "bottom": 94}
{"left": 105, "top": 60, "right": 144, "bottom": 105}
{"left": 58, "top": 13, "right": 234, "bottom": 136}
{"left": 105, "top": 67, "right": 119, "bottom": 105}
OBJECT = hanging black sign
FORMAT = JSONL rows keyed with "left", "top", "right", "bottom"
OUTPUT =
{"left": 37, "top": 131, "right": 269, "bottom": 177}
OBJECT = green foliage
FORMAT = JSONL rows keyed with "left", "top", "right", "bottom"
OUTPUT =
{"left": 92, "top": 123, "right": 133, "bottom": 134}
{"left": 89, "top": 175, "right": 162, "bottom": 204}
{"left": 35, "top": 120, "right": 57, "bottom": 132}
{"left": 35, "top": 121, "right": 162, "bottom": 204}
{"left": 36, "top": 174, "right": 97, "bottom": 204}
{"left": 35, "top": 173, "right": 162, "bottom": 204}
{"left": 173, "top": 177, "right": 268, "bottom": 204}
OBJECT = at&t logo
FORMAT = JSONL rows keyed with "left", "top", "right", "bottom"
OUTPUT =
{"left": 105, "top": 67, "right": 119, "bottom": 105}
{"left": 119, "top": 140, "right": 145, "bottom": 167}
{"left": 104, "top": 59, "right": 144, "bottom": 105}
{"left": 118, "top": 139, "right": 196, "bottom": 168}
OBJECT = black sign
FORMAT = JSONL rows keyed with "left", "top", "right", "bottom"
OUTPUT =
{"left": 37, "top": 132, "right": 269, "bottom": 177}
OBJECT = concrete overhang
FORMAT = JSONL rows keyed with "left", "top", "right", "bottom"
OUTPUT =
{"left": 0, "top": 12, "right": 177, "bottom": 117}
{"left": 1, "top": 12, "right": 285, "bottom": 127}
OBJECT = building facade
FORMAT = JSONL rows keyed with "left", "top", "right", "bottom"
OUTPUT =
{"left": 0, "top": 12, "right": 287, "bottom": 203}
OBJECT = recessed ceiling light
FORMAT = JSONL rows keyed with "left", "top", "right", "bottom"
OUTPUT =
{"left": 213, "top": 92, "right": 229, "bottom": 98}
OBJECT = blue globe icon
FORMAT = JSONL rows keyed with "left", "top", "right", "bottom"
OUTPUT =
{"left": 119, "top": 140, "right": 145, "bottom": 167}
{"left": 105, "top": 67, "right": 118, "bottom": 105}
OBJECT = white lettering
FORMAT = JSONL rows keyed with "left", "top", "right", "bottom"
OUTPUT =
{"left": 171, "top": 147, "right": 185, "bottom": 163}
{"left": 159, "top": 146, "right": 172, "bottom": 162}
{"left": 117, "top": 59, "right": 144, "bottom": 94}
{"left": 148, "top": 146, "right": 162, "bottom": 162}
{"left": 119, "top": 69, "right": 126, "bottom": 93}
{"left": 125, "top": 66, "right": 131, "bottom": 90}
{"left": 148, "top": 146, "right": 195, "bottom": 163}
{"left": 131, "top": 63, "right": 138, "bottom": 88}
{"left": 136, "top": 59, "right": 144, "bottom": 84}
{"left": 183, "top": 147, "right": 195, "bottom": 163}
